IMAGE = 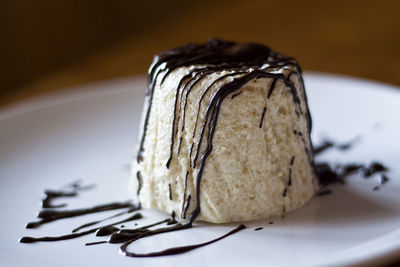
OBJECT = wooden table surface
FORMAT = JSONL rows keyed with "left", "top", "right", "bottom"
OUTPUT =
{"left": 1, "top": 0, "right": 399, "bottom": 108}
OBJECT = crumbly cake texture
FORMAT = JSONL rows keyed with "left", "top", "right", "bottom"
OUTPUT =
{"left": 131, "top": 40, "right": 318, "bottom": 223}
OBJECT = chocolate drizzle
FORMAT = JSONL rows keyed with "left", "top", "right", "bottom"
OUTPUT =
{"left": 20, "top": 180, "right": 245, "bottom": 258}
{"left": 259, "top": 107, "right": 267, "bottom": 128}
{"left": 313, "top": 137, "right": 358, "bottom": 155}
{"left": 313, "top": 139, "right": 390, "bottom": 191}
{"left": 25, "top": 201, "right": 137, "bottom": 229}
{"left": 41, "top": 180, "right": 94, "bottom": 208}
{"left": 288, "top": 156, "right": 295, "bottom": 186}
{"left": 42, "top": 190, "right": 77, "bottom": 209}
{"left": 168, "top": 183, "right": 173, "bottom": 201}
{"left": 72, "top": 207, "right": 137, "bottom": 233}
{"left": 120, "top": 224, "right": 246, "bottom": 257}
{"left": 136, "top": 171, "right": 142, "bottom": 195}
{"left": 20, "top": 213, "right": 143, "bottom": 243}
{"left": 136, "top": 39, "right": 314, "bottom": 228}
{"left": 231, "top": 91, "right": 242, "bottom": 99}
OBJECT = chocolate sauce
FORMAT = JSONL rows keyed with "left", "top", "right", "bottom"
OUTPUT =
{"left": 181, "top": 171, "right": 190, "bottom": 218}
{"left": 21, "top": 179, "right": 245, "bottom": 258}
{"left": 254, "top": 227, "right": 263, "bottom": 231}
{"left": 381, "top": 174, "right": 389, "bottom": 184}
{"left": 120, "top": 224, "right": 246, "bottom": 257}
{"left": 136, "top": 171, "right": 142, "bottom": 195}
{"left": 231, "top": 91, "right": 242, "bottom": 99}
{"left": 259, "top": 107, "right": 267, "bottom": 128}
{"left": 20, "top": 213, "right": 143, "bottom": 243}
{"left": 313, "top": 138, "right": 357, "bottom": 155}
{"left": 168, "top": 183, "right": 173, "bottom": 201}
{"left": 182, "top": 194, "right": 191, "bottom": 219}
{"left": 288, "top": 156, "right": 295, "bottom": 186}
{"left": 41, "top": 181, "right": 94, "bottom": 208}
{"left": 26, "top": 201, "right": 137, "bottom": 229}
{"left": 109, "top": 222, "right": 192, "bottom": 245}
{"left": 282, "top": 188, "right": 287, "bottom": 197}
{"left": 266, "top": 79, "right": 278, "bottom": 99}
{"left": 363, "top": 162, "right": 388, "bottom": 177}
{"left": 167, "top": 211, "right": 178, "bottom": 225}
{"left": 313, "top": 140, "right": 334, "bottom": 155}
{"left": 314, "top": 138, "right": 390, "bottom": 193}
{"left": 72, "top": 207, "right": 136, "bottom": 233}
{"left": 42, "top": 190, "right": 77, "bottom": 209}
{"left": 315, "top": 163, "right": 344, "bottom": 186}
{"left": 315, "top": 160, "right": 389, "bottom": 187}
{"left": 96, "top": 226, "right": 120, "bottom": 236}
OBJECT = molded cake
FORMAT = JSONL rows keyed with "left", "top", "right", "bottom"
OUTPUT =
{"left": 131, "top": 39, "right": 317, "bottom": 223}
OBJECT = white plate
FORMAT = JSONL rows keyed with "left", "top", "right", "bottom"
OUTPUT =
{"left": 1, "top": 73, "right": 400, "bottom": 267}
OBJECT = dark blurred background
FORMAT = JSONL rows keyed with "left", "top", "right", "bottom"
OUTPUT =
{"left": 1, "top": 0, "right": 399, "bottom": 107}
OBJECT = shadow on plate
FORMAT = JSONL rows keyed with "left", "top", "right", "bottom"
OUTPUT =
{"left": 282, "top": 183, "right": 399, "bottom": 226}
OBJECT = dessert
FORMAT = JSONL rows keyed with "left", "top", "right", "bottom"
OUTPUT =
{"left": 132, "top": 39, "right": 318, "bottom": 223}
{"left": 19, "top": 40, "right": 392, "bottom": 258}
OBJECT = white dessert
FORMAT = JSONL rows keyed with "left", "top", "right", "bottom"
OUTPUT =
{"left": 131, "top": 40, "right": 317, "bottom": 223}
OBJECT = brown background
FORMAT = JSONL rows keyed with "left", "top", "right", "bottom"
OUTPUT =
{"left": 1, "top": 0, "right": 399, "bottom": 108}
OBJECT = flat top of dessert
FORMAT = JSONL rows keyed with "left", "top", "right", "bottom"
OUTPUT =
{"left": 1, "top": 73, "right": 400, "bottom": 267}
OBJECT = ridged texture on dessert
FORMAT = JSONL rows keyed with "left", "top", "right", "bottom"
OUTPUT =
{"left": 131, "top": 64, "right": 317, "bottom": 223}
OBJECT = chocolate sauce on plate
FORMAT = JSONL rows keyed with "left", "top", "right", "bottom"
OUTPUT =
{"left": 41, "top": 180, "right": 94, "bottom": 208}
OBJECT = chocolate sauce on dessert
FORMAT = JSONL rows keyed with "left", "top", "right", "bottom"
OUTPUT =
{"left": 137, "top": 39, "right": 314, "bottom": 229}
{"left": 259, "top": 107, "right": 267, "bottom": 128}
